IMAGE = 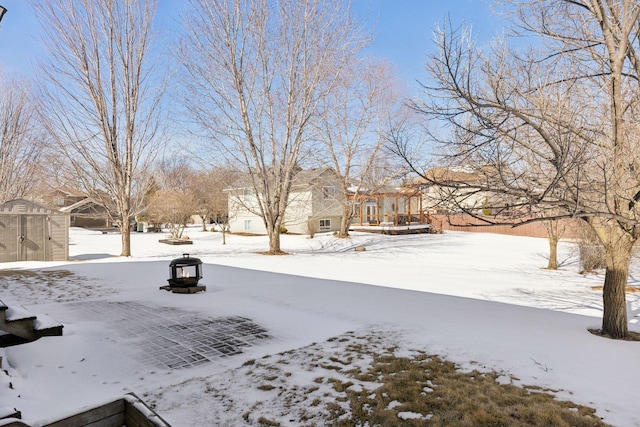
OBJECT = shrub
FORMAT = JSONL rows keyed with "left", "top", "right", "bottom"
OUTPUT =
{"left": 579, "top": 244, "right": 606, "bottom": 273}
{"left": 575, "top": 222, "right": 606, "bottom": 273}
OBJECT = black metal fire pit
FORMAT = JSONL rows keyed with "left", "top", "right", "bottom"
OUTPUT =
{"left": 168, "top": 253, "right": 202, "bottom": 288}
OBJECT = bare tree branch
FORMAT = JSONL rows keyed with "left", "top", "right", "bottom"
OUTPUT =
{"left": 180, "top": 0, "right": 368, "bottom": 253}
{"left": 407, "top": 0, "right": 640, "bottom": 338}
{"left": 35, "top": 0, "right": 169, "bottom": 256}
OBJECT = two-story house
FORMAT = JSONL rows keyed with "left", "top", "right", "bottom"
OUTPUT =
{"left": 226, "top": 168, "right": 344, "bottom": 235}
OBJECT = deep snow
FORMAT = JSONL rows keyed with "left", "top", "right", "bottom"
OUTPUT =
{"left": 1, "top": 227, "right": 639, "bottom": 426}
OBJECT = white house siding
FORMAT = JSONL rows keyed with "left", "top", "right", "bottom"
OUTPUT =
{"left": 284, "top": 190, "right": 313, "bottom": 234}
{"left": 226, "top": 169, "right": 345, "bottom": 236}
{"left": 228, "top": 192, "right": 268, "bottom": 235}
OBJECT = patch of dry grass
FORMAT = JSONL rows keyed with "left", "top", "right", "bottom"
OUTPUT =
{"left": 591, "top": 285, "right": 640, "bottom": 293}
{"left": 158, "top": 330, "right": 612, "bottom": 426}
{"left": 329, "top": 350, "right": 611, "bottom": 427}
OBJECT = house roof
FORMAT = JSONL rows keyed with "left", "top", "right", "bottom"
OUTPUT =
{"left": 59, "top": 197, "right": 107, "bottom": 213}
{"left": 48, "top": 186, "right": 87, "bottom": 198}
{"left": 0, "top": 198, "right": 64, "bottom": 214}
{"left": 291, "top": 168, "right": 337, "bottom": 187}
{"left": 413, "top": 166, "right": 488, "bottom": 185}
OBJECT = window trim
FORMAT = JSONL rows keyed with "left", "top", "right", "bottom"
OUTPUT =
{"left": 319, "top": 218, "right": 331, "bottom": 231}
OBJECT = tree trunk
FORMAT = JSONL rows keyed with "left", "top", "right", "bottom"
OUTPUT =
{"left": 337, "top": 204, "right": 352, "bottom": 238}
{"left": 543, "top": 219, "right": 561, "bottom": 270}
{"left": 222, "top": 229, "right": 226, "bottom": 245}
{"left": 547, "top": 234, "right": 558, "bottom": 270}
{"left": 120, "top": 219, "right": 131, "bottom": 257}
{"left": 267, "top": 227, "right": 282, "bottom": 254}
{"left": 601, "top": 236, "right": 633, "bottom": 338}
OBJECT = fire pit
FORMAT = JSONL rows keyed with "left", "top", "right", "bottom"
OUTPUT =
{"left": 160, "top": 254, "right": 206, "bottom": 294}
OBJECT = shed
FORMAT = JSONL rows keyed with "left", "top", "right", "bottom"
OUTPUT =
{"left": 0, "top": 199, "right": 69, "bottom": 262}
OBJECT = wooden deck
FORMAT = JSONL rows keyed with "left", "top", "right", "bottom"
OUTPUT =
{"left": 350, "top": 223, "right": 432, "bottom": 235}
{"left": 0, "top": 393, "right": 171, "bottom": 427}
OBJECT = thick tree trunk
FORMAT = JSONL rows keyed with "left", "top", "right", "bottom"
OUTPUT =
{"left": 337, "top": 204, "right": 352, "bottom": 238}
{"left": 267, "top": 227, "right": 282, "bottom": 254}
{"left": 120, "top": 219, "right": 131, "bottom": 257}
{"left": 601, "top": 237, "right": 633, "bottom": 338}
{"left": 264, "top": 215, "right": 284, "bottom": 254}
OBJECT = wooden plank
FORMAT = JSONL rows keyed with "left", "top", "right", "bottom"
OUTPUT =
{"left": 83, "top": 413, "right": 124, "bottom": 427}
{"left": 43, "top": 400, "right": 124, "bottom": 427}
{"left": 158, "top": 239, "right": 192, "bottom": 245}
{"left": 0, "top": 419, "right": 31, "bottom": 427}
{"left": 124, "top": 394, "right": 172, "bottom": 427}
{"left": 125, "top": 405, "right": 157, "bottom": 427}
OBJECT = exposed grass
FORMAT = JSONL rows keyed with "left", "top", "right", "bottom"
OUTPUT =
{"left": 591, "top": 285, "right": 640, "bottom": 293}
{"left": 257, "top": 384, "right": 276, "bottom": 391}
{"left": 588, "top": 328, "right": 640, "bottom": 341}
{"left": 257, "top": 416, "right": 281, "bottom": 426}
{"left": 329, "top": 350, "right": 611, "bottom": 427}
{"left": 230, "top": 331, "right": 612, "bottom": 426}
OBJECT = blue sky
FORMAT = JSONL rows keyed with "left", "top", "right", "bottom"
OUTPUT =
{"left": 0, "top": 0, "right": 502, "bottom": 93}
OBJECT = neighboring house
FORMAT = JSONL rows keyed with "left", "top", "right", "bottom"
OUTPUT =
{"left": 60, "top": 197, "right": 112, "bottom": 228}
{"left": 415, "top": 166, "right": 493, "bottom": 215}
{"left": 45, "top": 186, "right": 87, "bottom": 209}
{"left": 0, "top": 199, "right": 69, "bottom": 262}
{"left": 226, "top": 168, "right": 438, "bottom": 236}
{"left": 44, "top": 187, "right": 113, "bottom": 228}
{"left": 226, "top": 168, "right": 344, "bottom": 235}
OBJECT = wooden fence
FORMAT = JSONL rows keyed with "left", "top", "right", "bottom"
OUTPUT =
{"left": 430, "top": 214, "right": 579, "bottom": 239}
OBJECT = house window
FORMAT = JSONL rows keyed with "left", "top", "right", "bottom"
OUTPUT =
{"left": 244, "top": 220, "right": 252, "bottom": 230}
{"left": 54, "top": 196, "right": 65, "bottom": 206}
{"left": 243, "top": 188, "right": 254, "bottom": 200}
{"left": 319, "top": 219, "right": 331, "bottom": 231}
{"left": 322, "top": 186, "right": 335, "bottom": 200}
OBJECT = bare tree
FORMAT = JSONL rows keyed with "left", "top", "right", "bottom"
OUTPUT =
{"left": 542, "top": 218, "right": 570, "bottom": 270}
{"left": 181, "top": 0, "right": 368, "bottom": 254}
{"left": 190, "top": 167, "right": 238, "bottom": 234}
{"left": 147, "top": 190, "right": 196, "bottom": 239}
{"left": 145, "top": 159, "right": 199, "bottom": 239}
{"left": 35, "top": 0, "right": 168, "bottom": 256}
{"left": 314, "top": 59, "right": 405, "bottom": 237}
{"left": 202, "top": 167, "right": 238, "bottom": 245}
{"left": 0, "top": 72, "right": 43, "bottom": 202}
{"left": 404, "top": 0, "right": 640, "bottom": 339}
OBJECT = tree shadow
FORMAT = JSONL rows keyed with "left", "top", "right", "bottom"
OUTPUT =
{"left": 70, "top": 253, "right": 117, "bottom": 261}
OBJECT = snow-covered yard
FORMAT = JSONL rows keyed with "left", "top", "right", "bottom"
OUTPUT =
{"left": 1, "top": 227, "right": 639, "bottom": 426}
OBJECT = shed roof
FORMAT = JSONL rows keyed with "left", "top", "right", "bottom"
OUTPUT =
{"left": 0, "top": 199, "right": 64, "bottom": 215}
